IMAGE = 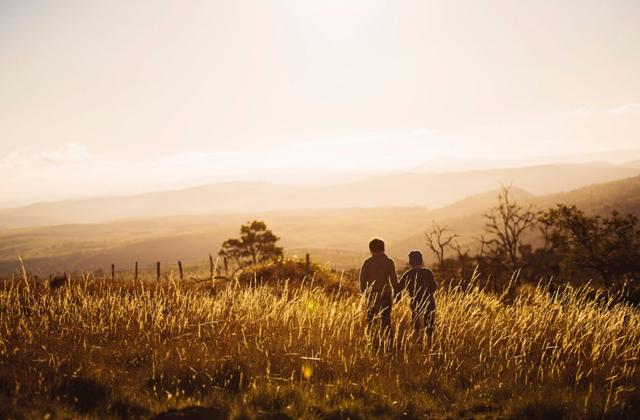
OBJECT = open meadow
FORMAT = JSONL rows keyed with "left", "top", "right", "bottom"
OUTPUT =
{"left": 1, "top": 269, "right": 639, "bottom": 419}
{"left": 4, "top": 1, "right": 640, "bottom": 418}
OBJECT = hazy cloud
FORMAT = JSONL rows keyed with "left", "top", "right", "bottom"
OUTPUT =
{"left": 562, "top": 107, "right": 593, "bottom": 118}
{"left": 2, "top": 110, "right": 640, "bottom": 206}
{"left": 608, "top": 103, "right": 640, "bottom": 114}
{"left": 0, "top": 142, "right": 92, "bottom": 169}
{"left": 0, "top": 131, "right": 448, "bottom": 204}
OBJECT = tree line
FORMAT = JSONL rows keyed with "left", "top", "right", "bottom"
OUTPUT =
{"left": 427, "top": 187, "right": 640, "bottom": 295}
{"left": 216, "top": 188, "right": 640, "bottom": 301}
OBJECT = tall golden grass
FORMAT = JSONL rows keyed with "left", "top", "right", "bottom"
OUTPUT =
{"left": 0, "top": 270, "right": 638, "bottom": 419}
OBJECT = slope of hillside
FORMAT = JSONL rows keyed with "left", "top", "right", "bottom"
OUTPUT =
{"left": 0, "top": 177, "right": 640, "bottom": 274}
{"left": 0, "top": 182, "right": 298, "bottom": 229}
{"left": 0, "top": 207, "right": 433, "bottom": 274}
{"left": 534, "top": 176, "right": 640, "bottom": 216}
{"left": 0, "top": 163, "right": 637, "bottom": 229}
{"left": 626, "top": 160, "right": 640, "bottom": 169}
{"left": 426, "top": 186, "right": 535, "bottom": 220}
{"left": 1, "top": 176, "right": 639, "bottom": 276}
{"left": 390, "top": 175, "right": 640, "bottom": 255}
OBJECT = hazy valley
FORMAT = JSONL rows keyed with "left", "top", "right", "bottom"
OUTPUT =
{"left": 1, "top": 162, "right": 639, "bottom": 276}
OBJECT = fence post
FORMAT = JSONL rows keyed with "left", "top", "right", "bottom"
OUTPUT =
{"left": 135, "top": 261, "right": 138, "bottom": 280}
{"left": 156, "top": 261, "right": 160, "bottom": 281}
{"left": 178, "top": 260, "right": 183, "bottom": 281}
{"left": 111, "top": 264, "right": 115, "bottom": 281}
{"left": 305, "top": 253, "right": 310, "bottom": 275}
{"left": 209, "top": 254, "right": 214, "bottom": 280}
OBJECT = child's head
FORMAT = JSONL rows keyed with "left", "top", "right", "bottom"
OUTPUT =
{"left": 369, "top": 237, "right": 385, "bottom": 254}
{"left": 408, "top": 250, "right": 423, "bottom": 268}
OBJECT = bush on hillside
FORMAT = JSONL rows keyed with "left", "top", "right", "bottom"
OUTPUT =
{"left": 237, "top": 258, "right": 352, "bottom": 292}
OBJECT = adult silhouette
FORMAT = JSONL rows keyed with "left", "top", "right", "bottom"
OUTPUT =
{"left": 359, "top": 238, "right": 398, "bottom": 349}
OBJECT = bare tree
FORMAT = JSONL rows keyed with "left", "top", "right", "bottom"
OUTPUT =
{"left": 452, "top": 240, "right": 473, "bottom": 284}
{"left": 483, "top": 186, "right": 538, "bottom": 271}
{"left": 477, "top": 234, "right": 487, "bottom": 259}
{"left": 453, "top": 240, "right": 471, "bottom": 265}
{"left": 425, "top": 221, "right": 458, "bottom": 268}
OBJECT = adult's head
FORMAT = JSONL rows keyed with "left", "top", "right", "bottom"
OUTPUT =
{"left": 369, "top": 237, "right": 385, "bottom": 254}
{"left": 408, "top": 250, "right": 423, "bottom": 268}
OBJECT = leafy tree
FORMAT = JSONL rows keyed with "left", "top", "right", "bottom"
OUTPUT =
{"left": 540, "top": 205, "right": 640, "bottom": 288}
{"left": 219, "top": 221, "right": 283, "bottom": 269}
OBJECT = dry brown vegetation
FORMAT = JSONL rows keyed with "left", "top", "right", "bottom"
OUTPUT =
{"left": 1, "top": 270, "right": 639, "bottom": 419}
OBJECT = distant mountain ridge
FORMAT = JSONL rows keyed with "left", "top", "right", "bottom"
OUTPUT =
{"left": 0, "top": 162, "right": 637, "bottom": 229}
{"left": 1, "top": 175, "right": 639, "bottom": 275}
{"left": 625, "top": 160, "right": 640, "bottom": 169}
{"left": 390, "top": 175, "right": 640, "bottom": 253}
{"left": 415, "top": 148, "right": 640, "bottom": 172}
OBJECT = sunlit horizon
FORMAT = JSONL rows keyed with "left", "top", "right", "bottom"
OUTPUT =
{"left": 1, "top": 1, "right": 640, "bottom": 205}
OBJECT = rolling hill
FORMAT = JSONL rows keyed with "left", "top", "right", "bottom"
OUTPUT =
{"left": 0, "top": 162, "right": 637, "bottom": 229}
{"left": 624, "top": 159, "right": 640, "bottom": 169}
{"left": 1, "top": 175, "right": 639, "bottom": 276}
{"left": 390, "top": 175, "right": 640, "bottom": 254}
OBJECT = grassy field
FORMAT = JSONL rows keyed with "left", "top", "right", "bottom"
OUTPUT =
{"left": 0, "top": 271, "right": 639, "bottom": 419}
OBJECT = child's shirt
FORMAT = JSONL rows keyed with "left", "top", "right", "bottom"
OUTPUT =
{"left": 398, "top": 267, "right": 438, "bottom": 310}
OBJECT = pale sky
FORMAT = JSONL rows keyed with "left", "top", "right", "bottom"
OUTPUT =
{"left": 1, "top": 0, "right": 640, "bottom": 205}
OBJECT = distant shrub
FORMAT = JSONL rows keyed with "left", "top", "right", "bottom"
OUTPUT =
{"left": 237, "top": 258, "right": 350, "bottom": 292}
